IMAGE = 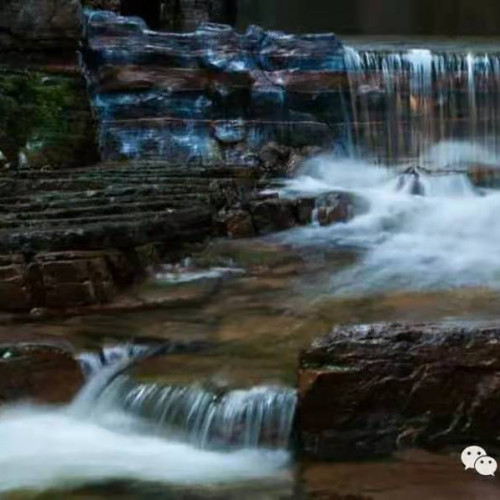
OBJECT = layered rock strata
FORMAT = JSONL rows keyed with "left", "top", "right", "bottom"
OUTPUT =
{"left": 0, "top": 162, "right": 219, "bottom": 310}
{"left": 0, "top": 5, "right": 351, "bottom": 310}
{"left": 84, "top": 11, "right": 347, "bottom": 166}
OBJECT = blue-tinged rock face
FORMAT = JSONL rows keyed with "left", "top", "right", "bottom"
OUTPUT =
{"left": 83, "top": 10, "right": 347, "bottom": 164}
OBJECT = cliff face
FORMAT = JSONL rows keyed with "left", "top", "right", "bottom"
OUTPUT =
{"left": 84, "top": 11, "right": 346, "bottom": 166}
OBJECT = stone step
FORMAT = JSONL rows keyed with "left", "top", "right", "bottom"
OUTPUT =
{"left": 9, "top": 163, "right": 256, "bottom": 178}
{"left": 0, "top": 194, "right": 210, "bottom": 213}
{"left": 0, "top": 198, "right": 210, "bottom": 221}
{"left": 0, "top": 207, "right": 209, "bottom": 229}
{"left": 0, "top": 207, "right": 213, "bottom": 253}
{"left": 0, "top": 187, "right": 210, "bottom": 205}
{"left": 9, "top": 170, "right": 217, "bottom": 181}
{"left": 5, "top": 175, "right": 246, "bottom": 193}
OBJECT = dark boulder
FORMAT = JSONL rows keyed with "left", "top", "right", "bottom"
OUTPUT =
{"left": 299, "top": 322, "right": 500, "bottom": 460}
{"left": 217, "top": 193, "right": 317, "bottom": 239}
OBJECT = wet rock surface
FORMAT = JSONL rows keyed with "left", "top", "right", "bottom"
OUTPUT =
{"left": 0, "top": 5, "right": 349, "bottom": 311}
{"left": 215, "top": 190, "right": 355, "bottom": 238}
{"left": 84, "top": 11, "right": 345, "bottom": 166}
{"left": 0, "top": 343, "right": 83, "bottom": 405}
{"left": 0, "top": 163, "right": 222, "bottom": 310}
{"left": 468, "top": 163, "right": 500, "bottom": 188}
{"left": 215, "top": 193, "right": 315, "bottom": 238}
{"left": 299, "top": 322, "right": 500, "bottom": 460}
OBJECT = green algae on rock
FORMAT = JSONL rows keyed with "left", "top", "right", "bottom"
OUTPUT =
{"left": 0, "top": 70, "right": 98, "bottom": 168}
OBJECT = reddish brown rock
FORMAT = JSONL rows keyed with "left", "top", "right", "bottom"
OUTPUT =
{"left": 315, "top": 193, "right": 353, "bottom": 226}
{"left": 299, "top": 322, "right": 500, "bottom": 460}
{"left": 0, "top": 246, "right": 163, "bottom": 311}
{"left": 0, "top": 343, "right": 83, "bottom": 405}
{"left": 303, "top": 450, "right": 500, "bottom": 499}
{"left": 468, "top": 163, "right": 500, "bottom": 188}
{"left": 222, "top": 209, "right": 256, "bottom": 239}
{"left": 259, "top": 142, "right": 324, "bottom": 177}
{"left": 84, "top": 11, "right": 344, "bottom": 165}
{"left": 35, "top": 251, "right": 117, "bottom": 308}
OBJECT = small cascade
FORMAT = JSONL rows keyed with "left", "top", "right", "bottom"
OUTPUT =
{"left": 75, "top": 345, "right": 297, "bottom": 452}
{"left": 0, "top": 353, "right": 291, "bottom": 493}
{"left": 345, "top": 46, "right": 500, "bottom": 164}
{"left": 77, "top": 344, "right": 153, "bottom": 378}
{"left": 96, "top": 376, "right": 297, "bottom": 450}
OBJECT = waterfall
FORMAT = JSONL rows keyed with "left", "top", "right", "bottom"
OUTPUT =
{"left": 95, "top": 376, "right": 297, "bottom": 450}
{"left": 344, "top": 46, "right": 500, "bottom": 164}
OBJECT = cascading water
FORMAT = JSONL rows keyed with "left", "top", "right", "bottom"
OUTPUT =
{"left": 344, "top": 45, "right": 500, "bottom": 164}
{"left": 95, "top": 376, "right": 296, "bottom": 450}
{"left": 281, "top": 149, "right": 500, "bottom": 295}
{"left": 0, "top": 348, "right": 293, "bottom": 494}
{"left": 272, "top": 42, "right": 500, "bottom": 296}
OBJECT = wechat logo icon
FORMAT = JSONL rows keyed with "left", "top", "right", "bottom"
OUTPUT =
{"left": 461, "top": 446, "right": 497, "bottom": 477}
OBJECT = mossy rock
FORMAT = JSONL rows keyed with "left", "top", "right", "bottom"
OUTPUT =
{"left": 0, "top": 69, "right": 98, "bottom": 168}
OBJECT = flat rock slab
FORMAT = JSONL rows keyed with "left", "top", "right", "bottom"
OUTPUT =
{"left": 298, "top": 322, "right": 500, "bottom": 460}
{"left": 0, "top": 343, "right": 83, "bottom": 405}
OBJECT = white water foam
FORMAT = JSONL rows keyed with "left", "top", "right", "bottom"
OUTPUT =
{"left": 280, "top": 144, "right": 500, "bottom": 294}
{"left": 0, "top": 405, "right": 289, "bottom": 494}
